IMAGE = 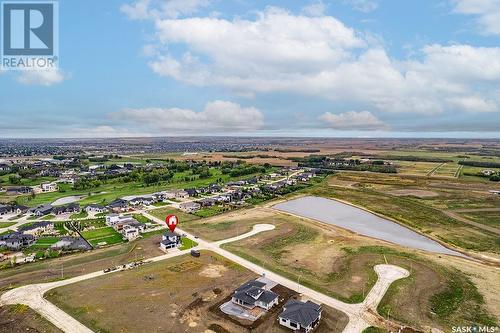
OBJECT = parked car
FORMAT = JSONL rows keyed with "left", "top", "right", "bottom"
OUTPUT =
{"left": 191, "top": 249, "right": 200, "bottom": 257}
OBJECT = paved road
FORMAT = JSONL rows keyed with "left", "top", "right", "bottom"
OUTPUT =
{"left": 2, "top": 214, "right": 410, "bottom": 333}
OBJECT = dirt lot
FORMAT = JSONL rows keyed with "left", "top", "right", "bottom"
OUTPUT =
{"left": 44, "top": 251, "right": 349, "bottom": 333}
{"left": 0, "top": 234, "right": 165, "bottom": 291}
{"left": 0, "top": 304, "right": 62, "bottom": 333}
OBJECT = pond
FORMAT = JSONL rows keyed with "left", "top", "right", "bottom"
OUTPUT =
{"left": 273, "top": 196, "right": 464, "bottom": 257}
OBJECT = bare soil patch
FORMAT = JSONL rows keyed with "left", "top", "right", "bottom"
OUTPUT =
{"left": 0, "top": 305, "right": 62, "bottom": 333}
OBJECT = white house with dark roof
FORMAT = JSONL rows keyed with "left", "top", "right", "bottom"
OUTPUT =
{"left": 85, "top": 204, "right": 107, "bottom": 213}
{"left": 179, "top": 201, "right": 201, "bottom": 213}
{"left": 231, "top": 279, "right": 279, "bottom": 311}
{"left": 278, "top": 300, "right": 322, "bottom": 332}
{"left": 160, "top": 231, "right": 181, "bottom": 251}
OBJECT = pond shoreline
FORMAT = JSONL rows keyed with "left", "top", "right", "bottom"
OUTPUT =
{"left": 273, "top": 195, "right": 468, "bottom": 259}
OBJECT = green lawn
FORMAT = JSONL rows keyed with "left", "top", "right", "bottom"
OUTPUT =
{"left": 148, "top": 207, "right": 199, "bottom": 224}
{"left": 179, "top": 238, "right": 198, "bottom": 250}
{"left": 0, "top": 222, "right": 17, "bottom": 228}
{"left": 82, "top": 227, "right": 122, "bottom": 240}
{"left": 89, "top": 234, "right": 124, "bottom": 247}
{"left": 131, "top": 214, "right": 151, "bottom": 224}
{"left": 70, "top": 211, "right": 88, "bottom": 219}
{"left": 30, "top": 237, "right": 61, "bottom": 249}
{"left": 192, "top": 205, "right": 231, "bottom": 218}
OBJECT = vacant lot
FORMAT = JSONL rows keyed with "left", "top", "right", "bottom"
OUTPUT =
{"left": 459, "top": 210, "right": 500, "bottom": 227}
{"left": 44, "top": 251, "right": 349, "bottom": 333}
{"left": 0, "top": 304, "right": 62, "bottom": 333}
{"left": 215, "top": 209, "right": 497, "bottom": 331}
{"left": 81, "top": 226, "right": 124, "bottom": 247}
{"left": 148, "top": 206, "right": 200, "bottom": 224}
{"left": 395, "top": 161, "right": 440, "bottom": 176}
{"left": 432, "top": 163, "right": 460, "bottom": 178}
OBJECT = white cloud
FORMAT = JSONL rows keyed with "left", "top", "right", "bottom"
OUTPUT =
{"left": 16, "top": 69, "right": 66, "bottom": 86}
{"left": 138, "top": 7, "right": 500, "bottom": 115}
{"left": 345, "top": 0, "right": 378, "bottom": 13}
{"left": 453, "top": 0, "right": 500, "bottom": 35}
{"left": 319, "top": 111, "right": 387, "bottom": 130}
{"left": 112, "top": 100, "right": 264, "bottom": 133}
{"left": 302, "top": 1, "right": 327, "bottom": 16}
{"left": 121, "top": 0, "right": 210, "bottom": 20}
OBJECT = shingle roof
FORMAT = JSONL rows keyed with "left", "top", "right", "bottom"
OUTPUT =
{"left": 279, "top": 300, "right": 322, "bottom": 328}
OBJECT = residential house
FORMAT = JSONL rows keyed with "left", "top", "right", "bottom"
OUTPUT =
{"left": 85, "top": 204, "right": 107, "bottom": 214}
{"left": 160, "top": 231, "right": 181, "bottom": 251}
{"left": 231, "top": 279, "right": 279, "bottom": 311}
{"left": 107, "top": 199, "right": 128, "bottom": 212}
{"left": 0, "top": 163, "right": 11, "bottom": 172}
{"left": 53, "top": 203, "right": 80, "bottom": 215}
{"left": 31, "top": 204, "right": 53, "bottom": 217}
{"left": 278, "top": 300, "right": 322, "bottom": 332}
{"left": 33, "top": 182, "right": 58, "bottom": 194}
{"left": 19, "top": 221, "right": 54, "bottom": 235}
{"left": 122, "top": 225, "right": 140, "bottom": 241}
{"left": 179, "top": 201, "right": 201, "bottom": 213}
{"left": 12, "top": 205, "right": 29, "bottom": 215}
{"left": 184, "top": 188, "right": 198, "bottom": 197}
{"left": 6, "top": 186, "right": 33, "bottom": 195}
{"left": 482, "top": 170, "right": 496, "bottom": 176}
{"left": 198, "top": 198, "right": 216, "bottom": 207}
{"left": 0, "top": 205, "right": 13, "bottom": 216}
{"left": 174, "top": 190, "right": 189, "bottom": 199}
{"left": 0, "top": 233, "right": 35, "bottom": 250}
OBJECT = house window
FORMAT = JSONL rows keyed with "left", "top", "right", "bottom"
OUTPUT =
{"left": 290, "top": 322, "right": 297, "bottom": 328}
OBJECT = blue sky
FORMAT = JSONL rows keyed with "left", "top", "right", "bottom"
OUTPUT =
{"left": 0, "top": 0, "right": 499, "bottom": 138}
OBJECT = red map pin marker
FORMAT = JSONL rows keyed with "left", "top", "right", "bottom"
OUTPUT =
{"left": 166, "top": 214, "right": 178, "bottom": 233}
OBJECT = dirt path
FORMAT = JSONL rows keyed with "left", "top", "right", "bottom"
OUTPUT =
{"left": 443, "top": 210, "right": 500, "bottom": 236}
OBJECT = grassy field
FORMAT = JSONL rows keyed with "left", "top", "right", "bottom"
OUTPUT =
{"left": 148, "top": 206, "right": 200, "bottom": 223}
{"left": 395, "top": 161, "right": 440, "bottom": 176}
{"left": 81, "top": 227, "right": 123, "bottom": 246}
{"left": 0, "top": 222, "right": 17, "bottom": 228}
{"left": 0, "top": 304, "right": 62, "bottom": 333}
{"left": 30, "top": 237, "right": 61, "bottom": 250}
{"left": 459, "top": 210, "right": 500, "bottom": 227}
{"left": 193, "top": 205, "right": 231, "bottom": 218}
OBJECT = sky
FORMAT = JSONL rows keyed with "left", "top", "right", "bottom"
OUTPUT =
{"left": 0, "top": 0, "right": 499, "bottom": 138}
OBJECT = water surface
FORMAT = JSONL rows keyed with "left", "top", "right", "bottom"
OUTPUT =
{"left": 274, "top": 196, "right": 463, "bottom": 257}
